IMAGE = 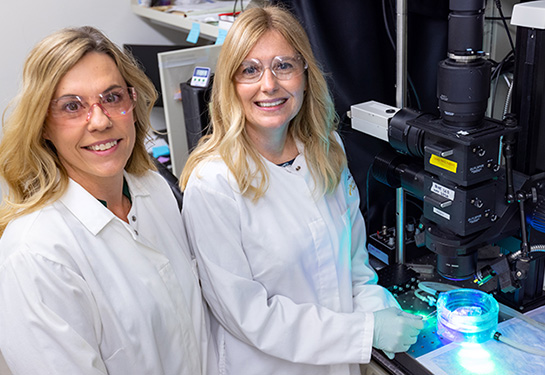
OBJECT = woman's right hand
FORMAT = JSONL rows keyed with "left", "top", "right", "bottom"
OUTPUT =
{"left": 372, "top": 307, "right": 424, "bottom": 359}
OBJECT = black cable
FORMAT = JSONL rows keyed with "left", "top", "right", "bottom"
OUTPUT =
{"left": 381, "top": 198, "right": 396, "bottom": 228}
{"left": 491, "top": 51, "right": 514, "bottom": 82}
{"left": 488, "top": 1, "right": 517, "bottom": 117}
{"left": 489, "top": 50, "right": 515, "bottom": 117}
{"left": 494, "top": 0, "right": 516, "bottom": 54}
{"left": 486, "top": 16, "right": 512, "bottom": 21}
{"left": 382, "top": 0, "right": 395, "bottom": 48}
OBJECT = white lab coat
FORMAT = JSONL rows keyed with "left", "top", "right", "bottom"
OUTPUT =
{"left": 182, "top": 135, "right": 399, "bottom": 375}
{"left": 0, "top": 171, "right": 216, "bottom": 375}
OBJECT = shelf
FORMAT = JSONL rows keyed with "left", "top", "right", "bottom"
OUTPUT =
{"left": 131, "top": 0, "right": 224, "bottom": 40}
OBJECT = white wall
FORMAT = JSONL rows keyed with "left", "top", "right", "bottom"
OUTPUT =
{"left": 0, "top": 1, "right": 192, "bottom": 199}
{"left": 0, "top": 0, "right": 188, "bottom": 114}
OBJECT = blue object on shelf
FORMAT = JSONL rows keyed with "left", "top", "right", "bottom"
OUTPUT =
{"left": 152, "top": 144, "right": 170, "bottom": 158}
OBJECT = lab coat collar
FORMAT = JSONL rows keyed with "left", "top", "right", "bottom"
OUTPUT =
{"left": 58, "top": 171, "right": 150, "bottom": 236}
{"left": 294, "top": 138, "right": 304, "bottom": 155}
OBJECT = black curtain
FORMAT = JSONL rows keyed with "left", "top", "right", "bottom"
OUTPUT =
{"left": 271, "top": 0, "right": 396, "bottom": 114}
{"left": 272, "top": 0, "right": 449, "bottom": 232}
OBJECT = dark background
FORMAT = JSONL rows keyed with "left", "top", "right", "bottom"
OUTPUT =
{"left": 271, "top": 0, "right": 450, "bottom": 233}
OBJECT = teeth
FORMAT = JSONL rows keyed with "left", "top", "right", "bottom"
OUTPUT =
{"left": 87, "top": 140, "right": 117, "bottom": 151}
{"left": 257, "top": 99, "right": 286, "bottom": 107}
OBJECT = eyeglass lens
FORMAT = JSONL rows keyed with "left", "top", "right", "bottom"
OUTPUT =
{"left": 235, "top": 56, "right": 307, "bottom": 83}
{"left": 49, "top": 87, "right": 137, "bottom": 121}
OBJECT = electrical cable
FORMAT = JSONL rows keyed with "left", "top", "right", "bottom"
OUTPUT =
{"left": 493, "top": 0, "right": 516, "bottom": 54}
{"left": 417, "top": 281, "right": 458, "bottom": 296}
{"left": 485, "top": 16, "right": 512, "bottom": 21}
{"left": 232, "top": 0, "right": 244, "bottom": 16}
{"left": 381, "top": 198, "right": 395, "bottom": 229}
{"left": 502, "top": 73, "right": 514, "bottom": 117}
{"left": 492, "top": 51, "right": 514, "bottom": 80}
{"left": 490, "top": 72, "right": 507, "bottom": 119}
{"left": 407, "top": 77, "right": 422, "bottom": 110}
{"left": 413, "top": 281, "right": 459, "bottom": 308}
{"left": 382, "top": 0, "right": 394, "bottom": 47}
{"left": 489, "top": 51, "right": 515, "bottom": 118}
{"left": 414, "top": 289, "right": 437, "bottom": 306}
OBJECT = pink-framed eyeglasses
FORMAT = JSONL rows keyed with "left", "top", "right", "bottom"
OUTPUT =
{"left": 49, "top": 86, "right": 137, "bottom": 122}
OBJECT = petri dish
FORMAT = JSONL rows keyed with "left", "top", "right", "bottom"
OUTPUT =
{"left": 437, "top": 288, "right": 499, "bottom": 343}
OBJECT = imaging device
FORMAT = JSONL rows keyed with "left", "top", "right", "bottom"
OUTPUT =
{"left": 353, "top": 0, "right": 545, "bottom": 311}
{"left": 180, "top": 66, "right": 214, "bottom": 152}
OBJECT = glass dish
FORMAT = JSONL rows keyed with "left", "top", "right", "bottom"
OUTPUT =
{"left": 437, "top": 288, "right": 499, "bottom": 343}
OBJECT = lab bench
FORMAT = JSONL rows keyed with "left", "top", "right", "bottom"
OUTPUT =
{"left": 368, "top": 255, "right": 545, "bottom": 375}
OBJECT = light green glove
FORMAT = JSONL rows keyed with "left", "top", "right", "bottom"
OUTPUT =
{"left": 373, "top": 307, "right": 424, "bottom": 359}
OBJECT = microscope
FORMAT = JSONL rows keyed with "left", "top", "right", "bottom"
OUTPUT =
{"left": 352, "top": 0, "right": 545, "bottom": 311}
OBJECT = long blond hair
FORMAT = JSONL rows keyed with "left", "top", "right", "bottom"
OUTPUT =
{"left": 0, "top": 26, "right": 157, "bottom": 235}
{"left": 180, "top": 6, "right": 346, "bottom": 201}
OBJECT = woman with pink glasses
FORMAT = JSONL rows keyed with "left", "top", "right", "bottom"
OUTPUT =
{"left": 0, "top": 26, "right": 216, "bottom": 375}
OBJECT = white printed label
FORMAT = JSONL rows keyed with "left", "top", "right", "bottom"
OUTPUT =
{"left": 431, "top": 182, "right": 455, "bottom": 201}
{"left": 433, "top": 207, "right": 451, "bottom": 220}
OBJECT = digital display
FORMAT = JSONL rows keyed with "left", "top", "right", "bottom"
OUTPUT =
{"left": 195, "top": 68, "right": 209, "bottom": 77}
{"left": 190, "top": 66, "right": 211, "bottom": 87}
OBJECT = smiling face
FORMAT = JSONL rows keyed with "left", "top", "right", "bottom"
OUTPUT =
{"left": 235, "top": 30, "right": 306, "bottom": 145}
{"left": 43, "top": 52, "right": 136, "bottom": 192}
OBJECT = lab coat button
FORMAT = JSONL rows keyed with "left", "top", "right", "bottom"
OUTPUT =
{"left": 295, "top": 166, "right": 301, "bottom": 171}
{"left": 131, "top": 215, "right": 137, "bottom": 222}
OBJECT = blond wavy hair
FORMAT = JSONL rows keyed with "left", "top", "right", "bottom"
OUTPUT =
{"left": 179, "top": 6, "right": 346, "bottom": 201}
{"left": 0, "top": 26, "right": 157, "bottom": 236}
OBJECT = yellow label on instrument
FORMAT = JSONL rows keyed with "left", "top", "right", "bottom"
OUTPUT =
{"left": 429, "top": 154, "right": 457, "bottom": 173}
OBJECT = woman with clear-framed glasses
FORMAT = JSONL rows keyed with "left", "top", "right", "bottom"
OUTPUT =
{"left": 0, "top": 26, "right": 216, "bottom": 375}
{"left": 180, "top": 6, "right": 423, "bottom": 375}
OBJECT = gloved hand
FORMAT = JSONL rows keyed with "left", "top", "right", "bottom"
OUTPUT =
{"left": 373, "top": 307, "right": 424, "bottom": 359}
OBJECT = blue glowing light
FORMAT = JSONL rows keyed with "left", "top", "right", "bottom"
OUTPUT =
{"left": 457, "top": 343, "right": 496, "bottom": 374}
{"left": 437, "top": 289, "right": 499, "bottom": 344}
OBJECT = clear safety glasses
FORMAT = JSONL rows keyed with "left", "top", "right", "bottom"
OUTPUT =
{"left": 49, "top": 87, "right": 137, "bottom": 123}
{"left": 234, "top": 55, "right": 308, "bottom": 84}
